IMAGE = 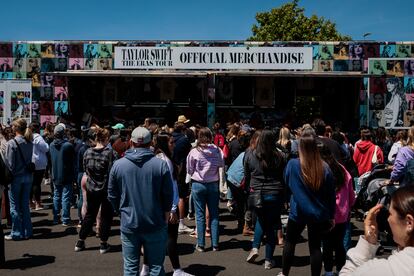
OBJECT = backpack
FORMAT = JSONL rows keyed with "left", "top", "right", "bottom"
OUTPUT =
{"left": 213, "top": 133, "right": 225, "bottom": 149}
{"left": 0, "top": 151, "right": 13, "bottom": 185}
{"left": 403, "top": 158, "right": 414, "bottom": 186}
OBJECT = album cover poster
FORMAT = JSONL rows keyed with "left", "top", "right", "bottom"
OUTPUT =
{"left": 312, "top": 60, "right": 319, "bottom": 72}
{"left": 369, "top": 91, "right": 385, "bottom": 110}
{"left": 369, "top": 60, "right": 387, "bottom": 75}
{"left": 319, "top": 44, "right": 334, "bottom": 60}
{"left": 411, "top": 45, "right": 414, "bottom": 57}
{"left": 54, "top": 58, "right": 68, "bottom": 71}
{"left": 41, "top": 87, "right": 54, "bottom": 101}
{"left": 0, "top": 43, "right": 12, "bottom": 57}
{"left": 13, "top": 72, "right": 26, "bottom": 80}
{"left": 84, "top": 44, "right": 99, "bottom": 59}
{"left": 406, "top": 94, "right": 414, "bottom": 111}
{"left": 54, "top": 76, "right": 67, "bottom": 87}
{"left": 0, "top": 58, "right": 13, "bottom": 72}
{"left": 13, "top": 43, "right": 27, "bottom": 58}
{"left": 41, "top": 74, "right": 54, "bottom": 87}
{"left": 364, "top": 44, "right": 380, "bottom": 58}
{"left": 387, "top": 60, "right": 404, "bottom": 77}
{"left": 349, "top": 59, "right": 363, "bottom": 71}
{"left": 69, "top": 58, "right": 84, "bottom": 70}
{"left": 10, "top": 90, "right": 31, "bottom": 120}
{"left": 69, "top": 44, "right": 84, "bottom": 58}
{"left": 84, "top": 58, "right": 97, "bottom": 70}
{"left": 349, "top": 44, "right": 364, "bottom": 59}
{"left": 0, "top": 72, "right": 12, "bottom": 79}
{"left": 97, "top": 58, "right": 112, "bottom": 70}
{"left": 55, "top": 43, "right": 69, "bottom": 58}
{"left": 0, "top": 90, "right": 4, "bottom": 119}
{"left": 27, "top": 44, "right": 41, "bottom": 58}
{"left": 32, "top": 87, "right": 40, "bottom": 101}
{"left": 40, "top": 115, "right": 57, "bottom": 129}
{"left": 29, "top": 72, "right": 41, "bottom": 87}
{"left": 333, "top": 44, "right": 349, "bottom": 60}
{"left": 370, "top": 77, "right": 386, "bottom": 93}
{"left": 40, "top": 100, "right": 54, "bottom": 115}
{"left": 404, "top": 77, "right": 414, "bottom": 94}
{"left": 312, "top": 45, "right": 320, "bottom": 60}
{"left": 13, "top": 57, "right": 26, "bottom": 72}
{"left": 318, "top": 60, "right": 333, "bottom": 72}
{"left": 370, "top": 110, "right": 383, "bottom": 128}
{"left": 396, "top": 44, "right": 411, "bottom": 58}
{"left": 40, "top": 58, "right": 55, "bottom": 72}
{"left": 404, "top": 110, "right": 414, "bottom": 127}
{"left": 360, "top": 89, "right": 367, "bottom": 105}
{"left": 32, "top": 100, "right": 39, "bottom": 116}
{"left": 98, "top": 44, "right": 113, "bottom": 58}
{"left": 360, "top": 105, "right": 368, "bottom": 126}
{"left": 405, "top": 60, "right": 414, "bottom": 76}
{"left": 380, "top": 44, "right": 396, "bottom": 58}
{"left": 363, "top": 78, "right": 369, "bottom": 91}
{"left": 54, "top": 101, "right": 68, "bottom": 116}
{"left": 26, "top": 58, "right": 41, "bottom": 73}
{"left": 333, "top": 60, "right": 349, "bottom": 71}
{"left": 41, "top": 44, "right": 55, "bottom": 58}
{"left": 207, "top": 103, "right": 215, "bottom": 130}
{"left": 54, "top": 86, "right": 68, "bottom": 101}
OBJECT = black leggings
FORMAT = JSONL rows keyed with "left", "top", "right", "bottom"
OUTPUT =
{"left": 144, "top": 221, "right": 181, "bottom": 269}
{"left": 322, "top": 222, "right": 347, "bottom": 272}
{"left": 31, "top": 170, "right": 45, "bottom": 202}
{"left": 78, "top": 190, "right": 113, "bottom": 242}
{"left": 282, "top": 219, "right": 330, "bottom": 276}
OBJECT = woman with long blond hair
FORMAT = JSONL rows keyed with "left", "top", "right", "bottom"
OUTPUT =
{"left": 4, "top": 118, "right": 34, "bottom": 241}
{"left": 280, "top": 128, "right": 336, "bottom": 276}
{"left": 277, "top": 127, "right": 291, "bottom": 151}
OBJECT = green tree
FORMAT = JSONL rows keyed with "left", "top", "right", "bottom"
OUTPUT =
{"left": 249, "top": 0, "right": 351, "bottom": 41}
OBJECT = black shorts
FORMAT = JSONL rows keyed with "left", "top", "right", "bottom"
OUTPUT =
{"left": 178, "top": 181, "right": 190, "bottom": 199}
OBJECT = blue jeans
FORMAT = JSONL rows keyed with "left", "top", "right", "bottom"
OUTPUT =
{"left": 9, "top": 173, "right": 33, "bottom": 239}
{"left": 343, "top": 220, "right": 352, "bottom": 251}
{"left": 253, "top": 194, "right": 283, "bottom": 261}
{"left": 121, "top": 227, "right": 167, "bottom": 276}
{"left": 77, "top": 173, "right": 84, "bottom": 222}
{"left": 191, "top": 181, "right": 220, "bottom": 248}
{"left": 53, "top": 183, "right": 73, "bottom": 224}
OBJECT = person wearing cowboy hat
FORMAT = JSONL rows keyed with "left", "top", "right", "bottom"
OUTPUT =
{"left": 176, "top": 115, "right": 190, "bottom": 124}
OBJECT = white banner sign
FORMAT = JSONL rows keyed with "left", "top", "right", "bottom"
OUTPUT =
{"left": 114, "top": 47, "right": 313, "bottom": 70}
{"left": 0, "top": 80, "right": 32, "bottom": 126}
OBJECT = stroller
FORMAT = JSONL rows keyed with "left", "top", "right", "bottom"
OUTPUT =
{"left": 353, "top": 164, "right": 397, "bottom": 248}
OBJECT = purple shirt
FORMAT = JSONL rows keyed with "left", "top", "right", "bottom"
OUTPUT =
{"left": 391, "top": 146, "right": 414, "bottom": 183}
{"left": 186, "top": 144, "right": 224, "bottom": 183}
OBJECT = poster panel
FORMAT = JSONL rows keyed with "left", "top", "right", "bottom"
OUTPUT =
{"left": 0, "top": 80, "right": 32, "bottom": 125}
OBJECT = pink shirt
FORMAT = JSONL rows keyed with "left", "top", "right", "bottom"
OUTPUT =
{"left": 186, "top": 144, "right": 224, "bottom": 183}
{"left": 335, "top": 165, "right": 356, "bottom": 224}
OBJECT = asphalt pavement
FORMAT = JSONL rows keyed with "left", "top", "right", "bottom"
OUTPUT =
{"left": 1, "top": 193, "right": 366, "bottom": 276}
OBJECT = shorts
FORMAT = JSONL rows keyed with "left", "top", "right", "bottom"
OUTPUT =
{"left": 178, "top": 181, "right": 190, "bottom": 199}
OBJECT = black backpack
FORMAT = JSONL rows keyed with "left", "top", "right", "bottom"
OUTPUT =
{"left": 403, "top": 158, "right": 414, "bottom": 186}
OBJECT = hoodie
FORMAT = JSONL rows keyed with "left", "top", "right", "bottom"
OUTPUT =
{"left": 187, "top": 144, "right": 225, "bottom": 183}
{"left": 49, "top": 138, "right": 75, "bottom": 185}
{"left": 32, "top": 133, "right": 49, "bottom": 171}
{"left": 353, "top": 140, "right": 384, "bottom": 176}
{"left": 108, "top": 147, "right": 173, "bottom": 234}
{"left": 390, "top": 146, "right": 414, "bottom": 185}
{"left": 340, "top": 236, "right": 414, "bottom": 276}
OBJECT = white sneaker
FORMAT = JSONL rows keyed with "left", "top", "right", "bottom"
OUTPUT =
{"left": 264, "top": 259, "right": 276, "bottom": 270}
{"left": 246, "top": 248, "right": 259, "bottom": 263}
{"left": 276, "top": 273, "right": 286, "bottom": 276}
{"left": 173, "top": 269, "right": 194, "bottom": 276}
{"left": 140, "top": 264, "right": 149, "bottom": 276}
{"left": 178, "top": 224, "right": 194, "bottom": 234}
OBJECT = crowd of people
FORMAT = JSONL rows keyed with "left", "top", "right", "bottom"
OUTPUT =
{"left": 1, "top": 115, "right": 414, "bottom": 275}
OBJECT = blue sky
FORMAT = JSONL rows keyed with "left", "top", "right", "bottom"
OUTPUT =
{"left": 1, "top": 0, "right": 412, "bottom": 41}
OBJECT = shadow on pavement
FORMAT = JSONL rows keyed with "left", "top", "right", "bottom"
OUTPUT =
{"left": 32, "top": 227, "right": 78, "bottom": 239}
{"left": 0, "top": 253, "right": 55, "bottom": 270}
{"left": 182, "top": 264, "right": 225, "bottom": 276}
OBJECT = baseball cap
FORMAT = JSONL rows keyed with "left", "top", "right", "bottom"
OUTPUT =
{"left": 131, "top": 127, "right": 152, "bottom": 145}
{"left": 112, "top": 123, "right": 125, "bottom": 130}
{"left": 54, "top": 123, "right": 66, "bottom": 136}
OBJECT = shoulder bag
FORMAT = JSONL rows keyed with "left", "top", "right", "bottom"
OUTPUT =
{"left": 14, "top": 138, "right": 36, "bottom": 173}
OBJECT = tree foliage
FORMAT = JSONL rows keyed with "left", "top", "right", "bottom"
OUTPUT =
{"left": 249, "top": 0, "right": 351, "bottom": 41}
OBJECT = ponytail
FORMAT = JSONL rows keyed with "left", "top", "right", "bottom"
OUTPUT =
{"left": 12, "top": 118, "right": 32, "bottom": 142}
{"left": 24, "top": 127, "right": 33, "bottom": 142}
